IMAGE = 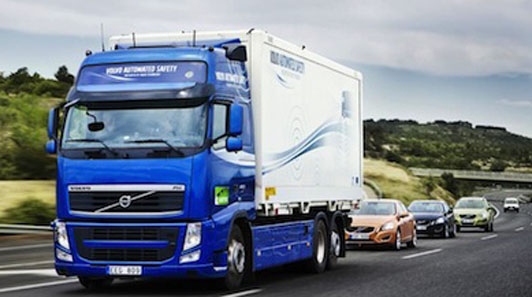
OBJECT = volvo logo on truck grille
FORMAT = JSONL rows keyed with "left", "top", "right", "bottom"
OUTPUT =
{"left": 119, "top": 195, "right": 132, "bottom": 208}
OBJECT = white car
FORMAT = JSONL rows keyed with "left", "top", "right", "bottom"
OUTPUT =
{"left": 503, "top": 197, "right": 520, "bottom": 213}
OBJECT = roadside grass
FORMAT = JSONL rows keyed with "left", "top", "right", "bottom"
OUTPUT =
{"left": 364, "top": 158, "right": 455, "bottom": 205}
{"left": 0, "top": 180, "right": 55, "bottom": 218}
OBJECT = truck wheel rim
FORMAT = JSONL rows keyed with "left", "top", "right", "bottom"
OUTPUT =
{"left": 317, "top": 228, "right": 326, "bottom": 263}
{"left": 331, "top": 230, "right": 341, "bottom": 256}
{"left": 228, "top": 239, "right": 245, "bottom": 274}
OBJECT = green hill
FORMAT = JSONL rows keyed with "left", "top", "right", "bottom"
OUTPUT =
{"left": 364, "top": 119, "right": 532, "bottom": 172}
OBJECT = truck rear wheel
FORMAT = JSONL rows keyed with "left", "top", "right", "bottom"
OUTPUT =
{"left": 305, "top": 218, "right": 328, "bottom": 273}
{"left": 327, "top": 218, "right": 341, "bottom": 270}
{"left": 78, "top": 276, "right": 113, "bottom": 290}
{"left": 224, "top": 225, "right": 246, "bottom": 290}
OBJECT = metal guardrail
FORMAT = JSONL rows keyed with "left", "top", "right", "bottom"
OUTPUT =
{"left": 410, "top": 168, "right": 532, "bottom": 183}
{"left": 0, "top": 224, "right": 52, "bottom": 235}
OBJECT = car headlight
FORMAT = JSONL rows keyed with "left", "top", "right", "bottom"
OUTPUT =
{"left": 183, "top": 222, "right": 202, "bottom": 251}
{"left": 54, "top": 221, "right": 70, "bottom": 250}
{"left": 480, "top": 212, "right": 489, "bottom": 219}
{"left": 381, "top": 221, "right": 395, "bottom": 231}
{"left": 435, "top": 217, "right": 445, "bottom": 224}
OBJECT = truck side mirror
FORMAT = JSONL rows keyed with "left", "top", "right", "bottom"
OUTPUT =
{"left": 228, "top": 104, "right": 243, "bottom": 136}
{"left": 47, "top": 107, "right": 60, "bottom": 155}
{"left": 226, "top": 137, "right": 243, "bottom": 152}
{"left": 47, "top": 107, "right": 59, "bottom": 140}
{"left": 46, "top": 140, "right": 57, "bottom": 154}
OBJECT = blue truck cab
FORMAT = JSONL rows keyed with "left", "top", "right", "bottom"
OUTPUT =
{"left": 47, "top": 30, "right": 362, "bottom": 290}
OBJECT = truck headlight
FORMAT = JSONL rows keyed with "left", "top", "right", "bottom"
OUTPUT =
{"left": 183, "top": 223, "right": 202, "bottom": 251}
{"left": 435, "top": 217, "right": 445, "bottom": 224}
{"left": 381, "top": 222, "right": 395, "bottom": 231}
{"left": 55, "top": 221, "right": 70, "bottom": 250}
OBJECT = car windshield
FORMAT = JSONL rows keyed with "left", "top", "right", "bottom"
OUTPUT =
{"left": 61, "top": 103, "right": 208, "bottom": 149}
{"left": 505, "top": 198, "right": 518, "bottom": 204}
{"left": 455, "top": 199, "right": 486, "bottom": 209}
{"left": 409, "top": 202, "right": 444, "bottom": 213}
{"left": 355, "top": 201, "right": 396, "bottom": 215}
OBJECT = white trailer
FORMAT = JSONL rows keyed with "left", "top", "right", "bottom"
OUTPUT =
{"left": 110, "top": 29, "right": 364, "bottom": 216}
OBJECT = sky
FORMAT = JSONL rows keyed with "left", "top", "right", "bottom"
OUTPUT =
{"left": 1, "top": 0, "right": 532, "bottom": 137}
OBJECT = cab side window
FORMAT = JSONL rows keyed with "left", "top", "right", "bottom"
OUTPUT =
{"left": 212, "top": 103, "right": 228, "bottom": 150}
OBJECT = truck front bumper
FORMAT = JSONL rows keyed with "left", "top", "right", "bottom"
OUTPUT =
{"left": 54, "top": 221, "right": 228, "bottom": 279}
{"left": 55, "top": 262, "right": 226, "bottom": 278}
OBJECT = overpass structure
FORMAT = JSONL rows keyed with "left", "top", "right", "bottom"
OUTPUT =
{"left": 409, "top": 168, "right": 532, "bottom": 184}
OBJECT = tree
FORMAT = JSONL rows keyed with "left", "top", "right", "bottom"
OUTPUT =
{"left": 54, "top": 65, "right": 74, "bottom": 85}
{"left": 490, "top": 160, "right": 507, "bottom": 172}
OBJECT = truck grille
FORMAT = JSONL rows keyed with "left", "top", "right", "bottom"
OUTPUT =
{"left": 69, "top": 191, "right": 184, "bottom": 213}
{"left": 74, "top": 227, "right": 178, "bottom": 262}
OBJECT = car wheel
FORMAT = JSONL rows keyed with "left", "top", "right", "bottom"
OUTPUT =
{"left": 407, "top": 229, "right": 417, "bottom": 248}
{"left": 393, "top": 230, "right": 401, "bottom": 251}
{"left": 442, "top": 224, "right": 449, "bottom": 239}
{"left": 78, "top": 277, "right": 113, "bottom": 290}
{"left": 504, "top": 209, "right": 507, "bottom": 213}
{"left": 489, "top": 222, "right": 494, "bottom": 232}
{"left": 450, "top": 224, "right": 457, "bottom": 238}
{"left": 223, "top": 225, "right": 247, "bottom": 290}
{"left": 456, "top": 225, "right": 461, "bottom": 232}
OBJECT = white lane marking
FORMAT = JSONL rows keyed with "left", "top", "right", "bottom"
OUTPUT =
{"left": 402, "top": 249, "right": 442, "bottom": 260}
{"left": 0, "top": 269, "right": 58, "bottom": 277}
{"left": 0, "top": 260, "right": 54, "bottom": 270}
{"left": 530, "top": 222, "right": 532, "bottom": 226}
{"left": 0, "top": 243, "right": 52, "bottom": 253}
{"left": 515, "top": 227, "right": 525, "bottom": 232}
{"left": 220, "top": 289, "right": 263, "bottom": 297}
{"left": 0, "top": 279, "right": 77, "bottom": 294}
{"left": 481, "top": 234, "right": 498, "bottom": 240}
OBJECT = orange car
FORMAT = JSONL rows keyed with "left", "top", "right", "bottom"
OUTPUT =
{"left": 345, "top": 199, "right": 417, "bottom": 250}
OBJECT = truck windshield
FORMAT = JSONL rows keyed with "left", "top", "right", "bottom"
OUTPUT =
{"left": 61, "top": 103, "right": 208, "bottom": 151}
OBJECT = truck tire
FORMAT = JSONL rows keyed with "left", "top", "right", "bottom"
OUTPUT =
{"left": 326, "top": 218, "right": 341, "bottom": 270}
{"left": 224, "top": 225, "right": 246, "bottom": 290}
{"left": 78, "top": 276, "right": 113, "bottom": 290}
{"left": 305, "top": 218, "right": 328, "bottom": 273}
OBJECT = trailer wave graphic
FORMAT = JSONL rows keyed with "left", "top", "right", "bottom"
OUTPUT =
{"left": 213, "top": 119, "right": 350, "bottom": 175}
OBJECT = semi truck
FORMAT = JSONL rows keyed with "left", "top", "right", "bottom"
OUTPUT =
{"left": 46, "top": 29, "right": 364, "bottom": 290}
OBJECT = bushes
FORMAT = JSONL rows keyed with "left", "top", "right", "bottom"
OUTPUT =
{"left": 1, "top": 198, "right": 55, "bottom": 225}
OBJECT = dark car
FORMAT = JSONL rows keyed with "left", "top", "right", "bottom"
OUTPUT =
{"left": 408, "top": 200, "right": 456, "bottom": 238}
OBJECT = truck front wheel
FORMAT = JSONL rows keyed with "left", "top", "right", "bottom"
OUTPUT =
{"left": 305, "top": 218, "right": 328, "bottom": 273}
{"left": 224, "top": 225, "right": 246, "bottom": 290}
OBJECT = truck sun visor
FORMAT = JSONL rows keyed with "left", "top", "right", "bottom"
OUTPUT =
{"left": 76, "top": 61, "right": 207, "bottom": 92}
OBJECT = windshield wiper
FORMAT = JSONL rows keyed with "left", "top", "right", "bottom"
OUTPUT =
{"left": 65, "top": 138, "right": 119, "bottom": 156}
{"left": 124, "top": 139, "right": 184, "bottom": 156}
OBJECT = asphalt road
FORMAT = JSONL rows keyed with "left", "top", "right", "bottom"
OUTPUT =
{"left": 1, "top": 200, "right": 531, "bottom": 297}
